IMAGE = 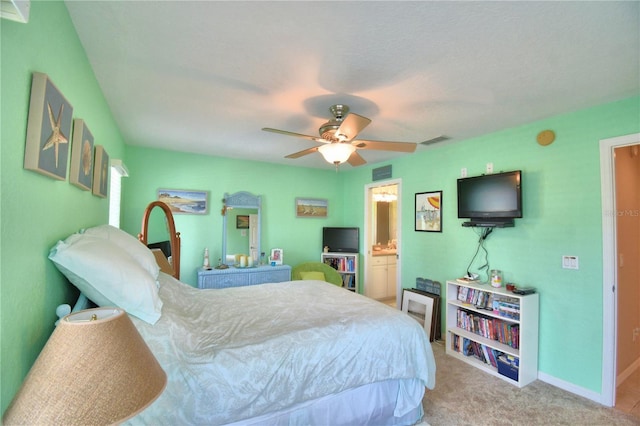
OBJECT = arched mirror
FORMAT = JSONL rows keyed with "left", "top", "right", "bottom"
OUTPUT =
{"left": 222, "top": 191, "right": 261, "bottom": 266}
{"left": 138, "top": 201, "right": 181, "bottom": 279}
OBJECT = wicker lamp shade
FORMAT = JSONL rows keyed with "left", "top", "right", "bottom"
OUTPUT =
{"left": 3, "top": 307, "right": 166, "bottom": 425}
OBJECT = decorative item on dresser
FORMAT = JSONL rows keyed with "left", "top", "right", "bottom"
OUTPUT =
{"left": 138, "top": 200, "right": 181, "bottom": 279}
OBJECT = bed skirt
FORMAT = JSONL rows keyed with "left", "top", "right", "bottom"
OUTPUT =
{"left": 225, "top": 378, "right": 425, "bottom": 426}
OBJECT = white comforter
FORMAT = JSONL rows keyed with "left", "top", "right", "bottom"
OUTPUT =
{"left": 127, "top": 274, "right": 436, "bottom": 425}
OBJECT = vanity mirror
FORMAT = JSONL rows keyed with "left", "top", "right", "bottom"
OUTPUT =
{"left": 222, "top": 191, "right": 261, "bottom": 266}
{"left": 138, "top": 201, "right": 181, "bottom": 279}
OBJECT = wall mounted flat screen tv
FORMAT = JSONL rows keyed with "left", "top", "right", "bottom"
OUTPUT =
{"left": 322, "top": 227, "right": 359, "bottom": 253}
{"left": 457, "top": 170, "right": 522, "bottom": 226}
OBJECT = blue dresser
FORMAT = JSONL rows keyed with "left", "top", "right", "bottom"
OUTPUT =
{"left": 197, "top": 265, "right": 291, "bottom": 289}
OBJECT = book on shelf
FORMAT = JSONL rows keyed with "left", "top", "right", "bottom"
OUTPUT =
{"left": 451, "top": 333, "right": 506, "bottom": 369}
{"left": 456, "top": 277, "right": 480, "bottom": 285}
{"left": 456, "top": 307, "right": 520, "bottom": 349}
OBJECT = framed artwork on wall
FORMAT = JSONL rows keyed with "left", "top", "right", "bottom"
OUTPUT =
{"left": 157, "top": 189, "right": 208, "bottom": 214}
{"left": 69, "top": 119, "right": 94, "bottom": 191}
{"left": 23, "top": 72, "right": 74, "bottom": 180}
{"left": 236, "top": 215, "right": 249, "bottom": 229}
{"left": 92, "top": 145, "right": 109, "bottom": 198}
{"left": 295, "top": 198, "right": 328, "bottom": 218}
{"left": 415, "top": 190, "right": 442, "bottom": 232}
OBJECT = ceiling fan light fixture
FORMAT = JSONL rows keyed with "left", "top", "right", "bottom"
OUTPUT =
{"left": 318, "top": 143, "right": 355, "bottom": 165}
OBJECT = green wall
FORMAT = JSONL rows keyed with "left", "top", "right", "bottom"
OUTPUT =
{"left": 1, "top": 2, "right": 127, "bottom": 413}
{"left": 341, "top": 96, "right": 640, "bottom": 392}
{"left": 121, "top": 146, "right": 343, "bottom": 287}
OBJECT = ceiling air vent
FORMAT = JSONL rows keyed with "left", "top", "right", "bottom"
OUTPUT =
{"left": 420, "top": 135, "right": 450, "bottom": 146}
{"left": 1, "top": 0, "right": 30, "bottom": 23}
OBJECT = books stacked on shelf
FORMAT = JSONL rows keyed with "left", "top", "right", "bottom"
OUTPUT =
{"left": 324, "top": 257, "right": 355, "bottom": 272}
{"left": 451, "top": 334, "right": 505, "bottom": 369}
{"left": 342, "top": 274, "right": 355, "bottom": 290}
{"left": 456, "top": 308, "right": 520, "bottom": 349}
{"left": 492, "top": 297, "right": 521, "bottom": 320}
{"left": 456, "top": 286, "right": 493, "bottom": 310}
{"left": 456, "top": 277, "right": 480, "bottom": 285}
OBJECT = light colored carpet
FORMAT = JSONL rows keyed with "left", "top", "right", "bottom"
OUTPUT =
{"left": 422, "top": 341, "right": 640, "bottom": 425}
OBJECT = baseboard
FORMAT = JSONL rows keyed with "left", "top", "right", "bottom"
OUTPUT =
{"left": 537, "top": 372, "right": 606, "bottom": 405}
{"left": 617, "top": 356, "right": 640, "bottom": 387}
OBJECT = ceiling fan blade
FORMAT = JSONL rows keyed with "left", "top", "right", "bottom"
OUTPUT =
{"left": 347, "top": 150, "right": 367, "bottom": 167}
{"left": 285, "top": 146, "right": 320, "bottom": 159}
{"left": 263, "top": 128, "right": 325, "bottom": 143}
{"left": 354, "top": 139, "right": 417, "bottom": 153}
{"left": 335, "top": 113, "right": 371, "bottom": 142}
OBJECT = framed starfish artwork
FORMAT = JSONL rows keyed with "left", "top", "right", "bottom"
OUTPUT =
{"left": 69, "top": 119, "right": 94, "bottom": 191}
{"left": 92, "top": 145, "right": 109, "bottom": 198}
{"left": 24, "top": 72, "right": 74, "bottom": 180}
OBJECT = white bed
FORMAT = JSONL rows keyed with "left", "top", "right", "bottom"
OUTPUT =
{"left": 50, "top": 226, "right": 436, "bottom": 425}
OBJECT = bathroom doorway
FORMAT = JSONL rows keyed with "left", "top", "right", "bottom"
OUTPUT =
{"left": 363, "top": 179, "right": 402, "bottom": 307}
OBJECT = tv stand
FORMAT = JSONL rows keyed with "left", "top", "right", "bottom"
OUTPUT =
{"left": 462, "top": 219, "right": 514, "bottom": 228}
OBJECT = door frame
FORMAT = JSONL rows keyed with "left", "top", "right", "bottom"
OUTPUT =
{"left": 364, "top": 178, "right": 402, "bottom": 307}
{"left": 600, "top": 132, "right": 640, "bottom": 406}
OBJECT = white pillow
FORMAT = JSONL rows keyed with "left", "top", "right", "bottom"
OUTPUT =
{"left": 49, "top": 233, "right": 163, "bottom": 324}
{"left": 82, "top": 224, "right": 160, "bottom": 279}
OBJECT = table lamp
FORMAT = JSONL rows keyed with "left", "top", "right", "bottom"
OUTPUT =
{"left": 3, "top": 307, "right": 166, "bottom": 425}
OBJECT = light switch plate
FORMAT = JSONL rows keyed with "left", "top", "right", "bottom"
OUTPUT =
{"left": 562, "top": 255, "right": 579, "bottom": 270}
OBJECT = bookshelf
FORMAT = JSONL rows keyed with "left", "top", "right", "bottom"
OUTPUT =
{"left": 321, "top": 252, "right": 358, "bottom": 292}
{"left": 445, "top": 280, "right": 539, "bottom": 387}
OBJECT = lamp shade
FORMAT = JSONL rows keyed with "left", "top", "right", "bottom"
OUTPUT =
{"left": 318, "top": 143, "right": 356, "bottom": 164}
{"left": 3, "top": 307, "right": 166, "bottom": 425}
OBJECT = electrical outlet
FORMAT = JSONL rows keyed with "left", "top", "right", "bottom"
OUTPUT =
{"left": 461, "top": 168, "right": 467, "bottom": 177}
{"left": 486, "top": 163, "right": 493, "bottom": 173}
{"left": 633, "top": 327, "right": 640, "bottom": 342}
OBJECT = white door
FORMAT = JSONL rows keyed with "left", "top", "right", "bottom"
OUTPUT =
{"left": 249, "top": 214, "right": 259, "bottom": 262}
{"left": 364, "top": 179, "right": 402, "bottom": 307}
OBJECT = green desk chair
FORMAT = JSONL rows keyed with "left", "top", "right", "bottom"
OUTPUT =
{"left": 291, "top": 262, "right": 343, "bottom": 287}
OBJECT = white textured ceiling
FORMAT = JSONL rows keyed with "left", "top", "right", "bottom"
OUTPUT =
{"left": 65, "top": 1, "right": 640, "bottom": 169}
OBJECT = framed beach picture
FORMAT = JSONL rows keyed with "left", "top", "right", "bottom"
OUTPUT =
{"left": 92, "top": 145, "right": 109, "bottom": 198}
{"left": 415, "top": 191, "right": 442, "bottom": 232}
{"left": 69, "top": 119, "right": 94, "bottom": 191}
{"left": 24, "top": 72, "right": 74, "bottom": 180}
{"left": 157, "top": 189, "right": 208, "bottom": 214}
{"left": 295, "top": 198, "right": 328, "bottom": 218}
{"left": 236, "top": 215, "right": 249, "bottom": 229}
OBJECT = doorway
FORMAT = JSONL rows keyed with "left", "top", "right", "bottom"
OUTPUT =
{"left": 600, "top": 133, "right": 640, "bottom": 408}
{"left": 364, "top": 179, "right": 402, "bottom": 307}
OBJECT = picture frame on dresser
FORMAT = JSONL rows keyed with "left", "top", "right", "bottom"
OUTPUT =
{"left": 270, "top": 248, "right": 283, "bottom": 265}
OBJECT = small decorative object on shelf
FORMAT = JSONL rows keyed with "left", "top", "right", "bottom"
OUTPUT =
{"left": 490, "top": 269, "right": 503, "bottom": 288}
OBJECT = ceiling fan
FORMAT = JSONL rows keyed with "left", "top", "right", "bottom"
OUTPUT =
{"left": 262, "top": 104, "right": 417, "bottom": 168}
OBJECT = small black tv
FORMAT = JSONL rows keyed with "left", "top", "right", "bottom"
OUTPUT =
{"left": 457, "top": 170, "right": 522, "bottom": 227}
{"left": 322, "top": 227, "right": 359, "bottom": 253}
